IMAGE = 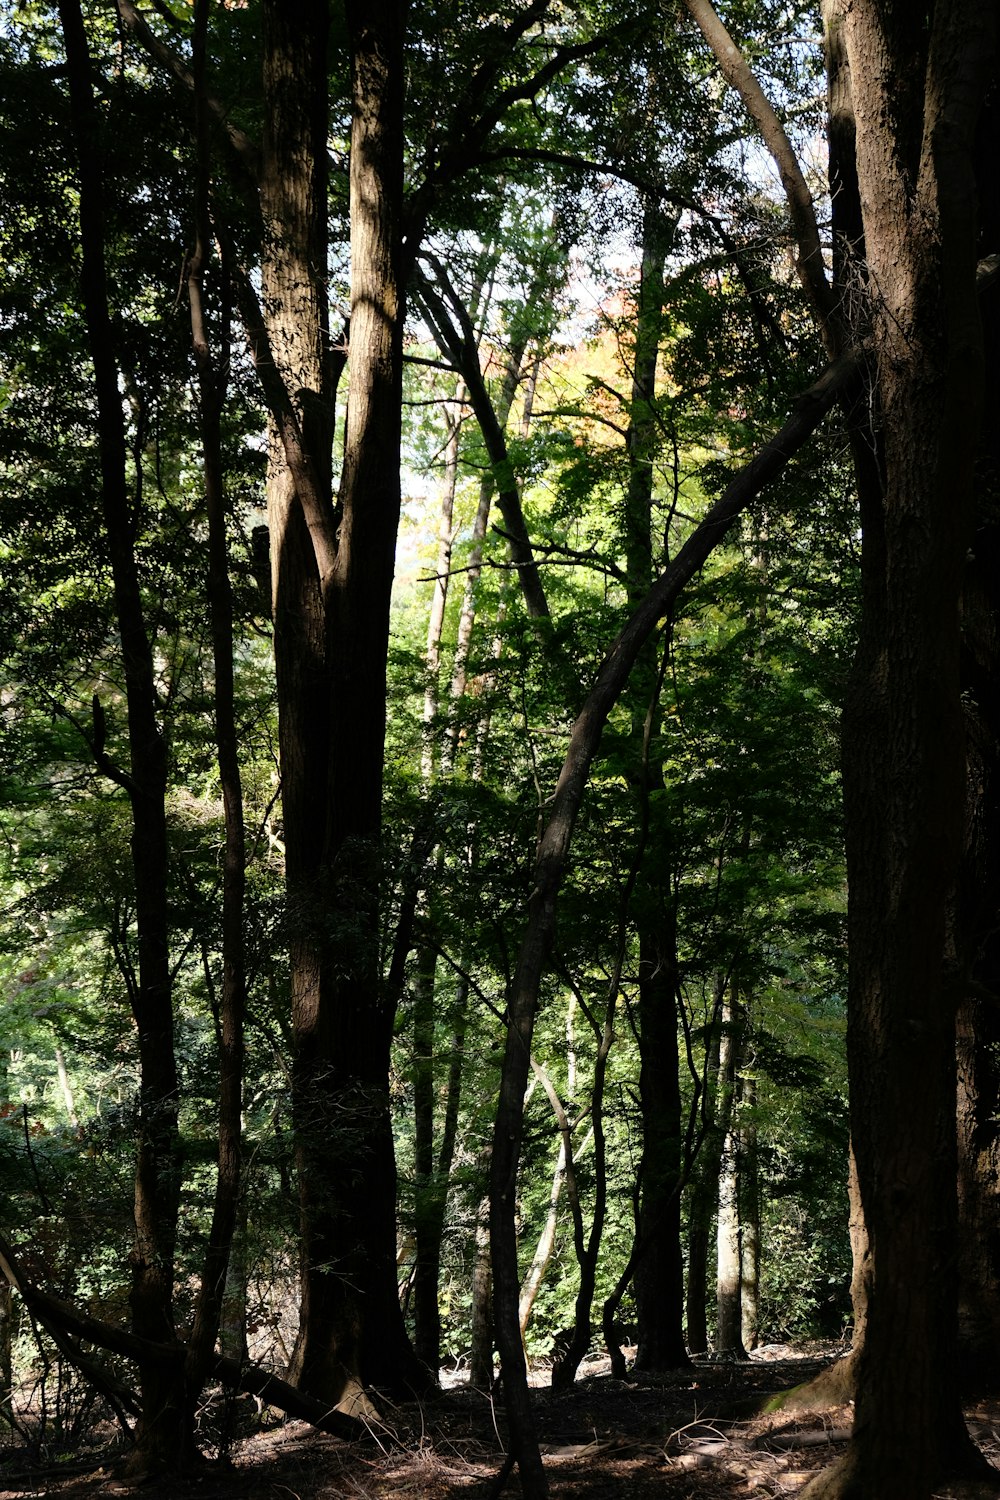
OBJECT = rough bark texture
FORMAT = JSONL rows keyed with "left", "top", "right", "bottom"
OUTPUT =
{"left": 259, "top": 0, "right": 424, "bottom": 1405}
{"left": 805, "top": 4, "right": 997, "bottom": 1495}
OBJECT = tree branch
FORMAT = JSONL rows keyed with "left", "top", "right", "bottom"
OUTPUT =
{"left": 229, "top": 264, "right": 339, "bottom": 584}
{"left": 682, "top": 0, "right": 836, "bottom": 349}
{"left": 0, "top": 1229, "right": 365, "bottom": 1442}
{"left": 115, "top": 0, "right": 260, "bottom": 180}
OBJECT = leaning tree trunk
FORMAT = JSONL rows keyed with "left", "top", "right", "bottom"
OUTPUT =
{"left": 803, "top": 4, "right": 997, "bottom": 1496}
{"left": 489, "top": 342, "right": 860, "bottom": 1490}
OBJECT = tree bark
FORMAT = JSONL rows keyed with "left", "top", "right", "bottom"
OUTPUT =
{"left": 954, "top": 83, "right": 1000, "bottom": 1384}
{"left": 257, "top": 0, "right": 425, "bottom": 1404}
{"left": 804, "top": 5, "right": 997, "bottom": 1495}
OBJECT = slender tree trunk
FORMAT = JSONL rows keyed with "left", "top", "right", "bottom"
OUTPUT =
{"left": 411, "top": 945, "right": 441, "bottom": 1373}
{"left": 739, "top": 1075, "right": 760, "bottom": 1353}
{"left": 686, "top": 1002, "right": 723, "bottom": 1355}
{"left": 57, "top": 0, "right": 181, "bottom": 1466}
{"left": 415, "top": 265, "right": 551, "bottom": 621}
{"left": 633, "top": 923, "right": 689, "bottom": 1369}
{"left": 184, "top": 0, "right": 247, "bottom": 1401}
{"left": 219, "top": 1188, "right": 249, "bottom": 1366}
{"left": 519, "top": 996, "right": 577, "bottom": 1338}
{"left": 622, "top": 198, "right": 689, "bottom": 1373}
{"left": 715, "top": 990, "right": 747, "bottom": 1358}
{"left": 0, "top": 1283, "right": 12, "bottom": 1397}
{"left": 469, "top": 1172, "right": 494, "bottom": 1388}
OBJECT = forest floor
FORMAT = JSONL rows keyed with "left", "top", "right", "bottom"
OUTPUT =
{"left": 2, "top": 1343, "right": 1000, "bottom": 1499}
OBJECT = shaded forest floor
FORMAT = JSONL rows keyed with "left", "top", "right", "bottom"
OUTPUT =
{"left": 3, "top": 1345, "right": 1000, "bottom": 1498}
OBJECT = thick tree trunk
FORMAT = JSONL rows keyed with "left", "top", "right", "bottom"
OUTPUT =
{"left": 257, "top": 0, "right": 347, "bottom": 1406}
{"left": 259, "top": 0, "right": 424, "bottom": 1404}
{"left": 954, "top": 85, "right": 1000, "bottom": 1384}
{"left": 804, "top": 5, "right": 996, "bottom": 1495}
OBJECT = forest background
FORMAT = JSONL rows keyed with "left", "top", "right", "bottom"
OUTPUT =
{"left": 0, "top": 1, "right": 996, "bottom": 1498}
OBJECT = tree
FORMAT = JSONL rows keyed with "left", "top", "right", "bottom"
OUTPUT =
{"left": 802, "top": 2, "right": 997, "bottom": 1495}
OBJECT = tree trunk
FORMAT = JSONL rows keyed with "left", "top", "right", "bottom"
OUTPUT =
{"left": 519, "top": 996, "right": 576, "bottom": 1339}
{"left": 739, "top": 1077, "right": 760, "bottom": 1354}
{"left": 633, "top": 923, "right": 689, "bottom": 1370}
{"left": 625, "top": 198, "right": 688, "bottom": 1374}
{"left": 715, "top": 991, "right": 747, "bottom": 1359}
{"left": 57, "top": 0, "right": 182, "bottom": 1467}
{"left": 686, "top": 998, "right": 723, "bottom": 1355}
{"left": 184, "top": 0, "right": 247, "bottom": 1400}
{"left": 411, "top": 945, "right": 441, "bottom": 1374}
{"left": 954, "top": 82, "right": 1000, "bottom": 1385}
{"left": 259, "top": 0, "right": 424, "bottom": 1404}
{"left": 804, "top": 5, "right": 997, "bottom": 1495}
{"left": 469, "top": 1165, "right": 495, "bottom": 1388}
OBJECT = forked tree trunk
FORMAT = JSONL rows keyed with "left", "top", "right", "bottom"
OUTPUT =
{"left": 258, "top": 0, "right": 425, "bottom": 1405}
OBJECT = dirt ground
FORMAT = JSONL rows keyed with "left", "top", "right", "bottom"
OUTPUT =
{"left": 2, "top": 1346, "right": 999, "bottom": 1499}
